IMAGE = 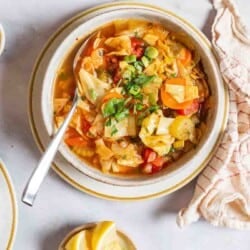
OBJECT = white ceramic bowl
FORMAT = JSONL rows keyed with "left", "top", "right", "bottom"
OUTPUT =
{"left": 41, "top": 7, "right": 228, "bottom": 187}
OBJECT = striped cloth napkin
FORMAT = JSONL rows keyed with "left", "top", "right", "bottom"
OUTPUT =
{"left": 177, "top": 0, "right": 250, "bottom": 230}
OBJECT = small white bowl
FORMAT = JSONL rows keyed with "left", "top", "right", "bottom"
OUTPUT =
{"left": 0, "top": 24, "right": 5, "bottom": 56}
{"left": 41, "top": 7, "right": 228, "bottom": 187}
{"left": 58, "top": 223, "right": 136, "bottom": 250}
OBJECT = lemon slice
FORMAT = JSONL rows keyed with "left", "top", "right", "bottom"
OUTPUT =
{"left": 91, "top": 221, "right": 121, "bottom": 250}
{"left": 65, "top": 230, "right": 92, "bottom": 250}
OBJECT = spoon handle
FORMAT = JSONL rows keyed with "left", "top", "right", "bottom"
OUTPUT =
{"left": 22, "top": 93, "right": 79, "bottom": 206}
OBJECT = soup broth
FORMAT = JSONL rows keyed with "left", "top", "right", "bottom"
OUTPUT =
{"left": 53, "top": 19, "right": 210, "bottom": 175}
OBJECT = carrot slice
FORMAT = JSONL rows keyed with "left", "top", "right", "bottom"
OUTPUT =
{"left": 64, "top": 128, "right": 89, "bottom": 146}
{"left": 65, "top": 127, "right": 80, "bottom": 138}
{"left": 161, "top": 77, "right": 194, "bottom": 109}
{"left": 102, "top": 92, "right": 123, "bottom": 103}
{"left": 178, "top": 48, "right": 192, "bottom": 66}
{"left": 165, "top": 77, "right": 186, "bottom": 85}
{"left": 160, "top": 86, "right": 194, "bottom": 110}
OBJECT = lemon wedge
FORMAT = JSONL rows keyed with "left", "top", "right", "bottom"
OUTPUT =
{"left": 91, "top": 221, "right": 121, "bottom": 250}
{"left": 65, "top": 230, "right": 92, "bottom": 250}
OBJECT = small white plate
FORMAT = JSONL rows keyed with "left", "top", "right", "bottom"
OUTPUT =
{"left": 0, "top": 159, "right": 18, "bottom": 249}
{"left": 0, "top": 24, "right": 5, "bottom": 55}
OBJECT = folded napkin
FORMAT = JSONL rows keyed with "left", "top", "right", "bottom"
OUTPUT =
{"left": 177, "top": 0, "right": 250, "bottom": 230}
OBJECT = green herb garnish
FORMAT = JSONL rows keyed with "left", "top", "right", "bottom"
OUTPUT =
{"left": 102, "top": 98, "right": 129, "bottom": 122}
{"left": 133, "top": 74, "right": 156, "bottom": 86}
{"left": 135, "top": 103, "right": 144, "bottom": 111}
{"left": 129, "top": 85, "right": 140, "bottom": 96}
{"left": 105, "top": 118, "right": 112, "bottom": 127}
{"left": 123, "top": 74, "right": 156, "bottom": 97}
{"left": 141, "top": 56, "right": 150, "bottom": 67}
{"left": 136, "top": 105, "right": 160, "bottom": 125}
{"left": 111, "top": 125, "right": 118, "bottom": 136}
{"left": 148, "top": 105, "right": 160, "bottom": 113}
{"left": 133, "top": 61, "right": 143, "bottom": 72}
{"left": 133, "top": 93, "right": 143, "bottom": 101}
{"left": 122, "top": 70, "right": 132, "bottom": 80}
{"left": 124, "top": 55, "right": 137, "bottom": 63}
{"left": 114, "top": 109, "right": 129, "bottom": 121}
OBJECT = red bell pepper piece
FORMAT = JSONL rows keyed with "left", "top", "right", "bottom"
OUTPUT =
{"left": 177, "top": 100, "right": 200, "bottom": 116}
{"left": 130, "top": 37, "right": 145, "bottom": 58}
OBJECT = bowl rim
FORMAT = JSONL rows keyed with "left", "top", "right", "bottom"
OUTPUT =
{"left": 28, "top": 1, "right": 229, "bottom": 200}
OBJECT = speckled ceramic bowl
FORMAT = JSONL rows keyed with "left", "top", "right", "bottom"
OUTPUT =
{"left": 40, "top": 5, "right": 228, "bottom": 189}
{"left": 58, "top": 223, "right": 136, "bottom": 250}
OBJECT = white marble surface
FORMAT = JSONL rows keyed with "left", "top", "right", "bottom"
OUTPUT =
{"left": 0, "top": 0, "right": 250, "bottom": 249}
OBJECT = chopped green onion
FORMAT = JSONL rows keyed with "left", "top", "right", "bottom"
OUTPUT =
{"left": 124, "top": 55, "right": 137, "bottom": 63}
{"left": 122, "top": 70, "right": 132, "bottom": 79}
{"left": 102, "top": 98, "right": 124, "bottom": 117}
{"left": 134, "top": 93, "right": 143, "bottom": 101}
{"left": 111, "top": 125, "right": 118, "bottom": 136}
{"left": 149, "top": 105, "right": 159, "bottom": 113}
{"left": 141, "top": 56, "right": 150, "bottom": 67}
{"left": 114, "top": 109, "right": 129, "bottom": 121}
{"left": 136, "top": 105, "right": 159, "bottom": 125}
{"left": 145, "top": 46, "right": 159, "bottom": 59}
{"left": 129, "top": 85, "right": 140, "bottom": 96}
{"left": 135, "top": 103, "right": 144, "bottom": 111}
{"left": 102, "top": 98, "right": 129, "bottom": 124}
{"left": 133, "top": 61, "right": 143, "bottom": 72}
{"left": 133, "top": 74, "right": 156, "bottom": 86}
{"left": 105, "top": 118, "right": 112, "bottom": 127}
{"left": 126, "top": 65, "right": 136, "bottom": 73}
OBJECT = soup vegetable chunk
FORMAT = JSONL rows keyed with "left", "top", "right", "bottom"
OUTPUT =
{"left": 53, "top": 20, "right": 210, "bottom": 175}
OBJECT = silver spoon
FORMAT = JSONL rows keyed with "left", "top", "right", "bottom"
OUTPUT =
{"left": 22, "top": 34, "right": 94, "bottom": 206}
